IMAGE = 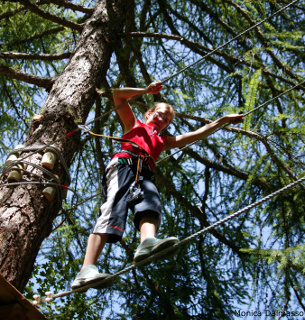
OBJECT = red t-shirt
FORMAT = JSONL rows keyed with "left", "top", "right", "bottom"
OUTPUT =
{"left": 113, "top": 120, "right": 167, "bottom": 168}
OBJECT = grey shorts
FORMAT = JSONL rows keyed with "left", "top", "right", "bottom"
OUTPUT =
{"left": 92, "top": 158, "right": 162, "bottom": 243}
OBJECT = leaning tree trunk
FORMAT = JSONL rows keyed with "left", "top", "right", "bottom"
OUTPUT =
{"left": 0, "top": 0, "right": 127, "bottom": 292}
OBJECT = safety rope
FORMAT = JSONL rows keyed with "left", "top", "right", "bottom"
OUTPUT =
{"left": 33, "top": 173, "right": 305, "bottom": 304}
{"left": 27, "top": 0, "right": 303, "bottom": 305}
{"left": 92, "top": 0, "right": 301, "bottom": 123}
{"left": 0, "top": 146, "right": 74, "bottom": 220}
{"left": 0, "top": 0, "right": 299, "bottom": 179}
{"left": 2, "top": 145, "right": 70, "bottom": 182}
{"left": 1, "top": 145, "right": 71, "bottom": 184}
{"left": 157, "top": 79, "right": 305, "bottom": 164}
{"left": 161, "top": 0, "right": 300, "bottom": 85}
{"left": 0, "top": 181, "right": 69, "bottom": 190}
{"left": 33, "top": 77, "right": 303, "bottom": 214}
{"left": 78, "top": 125, "right": 156, "bottom": 167}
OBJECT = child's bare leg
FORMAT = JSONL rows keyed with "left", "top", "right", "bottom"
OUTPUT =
{"left": 72, "top": 233, "right": 112, "bottom": 290}
{"left": 139, "top": 214, "right": 158, "bottom": 243}
{"left": 135, "top": 212, "right": 180, "bottom": 263}
{"left": 82, "top": 233, "right": 109, "bottom": 269}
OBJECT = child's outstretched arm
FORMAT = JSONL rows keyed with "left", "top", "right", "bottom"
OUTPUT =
{"left": 113, "top": 81, "right": 162, "bottom": 134}
{"left": 163, "top": 114, "right": 244, "bottom": 150}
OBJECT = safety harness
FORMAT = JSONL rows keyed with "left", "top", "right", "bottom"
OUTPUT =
{"left": 119, "top": 149, "right": 155, "bottom": 204}
{"left": 81, "top": 126, "right": 156, "bottom": 205}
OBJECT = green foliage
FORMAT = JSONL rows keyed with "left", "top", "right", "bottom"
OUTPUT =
{"left": 242, "top": 68, "right": 262, "bottom": 131}
{"left": 1, "top": 0, "right": 305, "bottom": 319}
{"left": 241, "top": 244, "right": 305, "bottom": 272}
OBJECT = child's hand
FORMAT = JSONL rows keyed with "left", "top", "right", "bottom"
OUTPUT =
{"left": 147, "top": 80, "right": 163, "bottom": 94}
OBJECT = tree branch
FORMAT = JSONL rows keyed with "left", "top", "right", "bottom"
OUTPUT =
{"left": 222, "top": 0, "right": 301, "bottom": 81}
{"left": 0, "top": 6, "right": 24, "bottom": 20}
{"left": 2, "top": 81, "right": 29, "bottom": 129}
{"left": 0, "top": 63, "right": 53, "bottom": 90}
{"left": 0, "top": 51, "right": 71, "bottom": 61}
{"left": 1, "top": 0, "right": 93, "bottom": 20}
{"left": 6, "top": 27, "right": 65, "bottom": 49}
{"left": 39, "top": 0, "right": 94, "bottom": 15}
{"left": 15, "top": 0, "right": 83, "bottom": 31}
{"left": 122, "top": 31, "right": 303, "bottom": 89}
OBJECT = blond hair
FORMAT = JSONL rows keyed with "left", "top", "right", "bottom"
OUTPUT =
{"left": 144, "top": 102, "right": 175, "bottom": 123}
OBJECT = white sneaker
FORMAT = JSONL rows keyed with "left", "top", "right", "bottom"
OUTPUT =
{"left": 134, "top": 237, "right": 180, "bottom": 264}
{"left": 71, "top": 265, "right": 113, "bottom": 291}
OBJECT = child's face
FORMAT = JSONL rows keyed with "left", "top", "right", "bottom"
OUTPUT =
{"left": 145, "top": 104, "right": 173, "bottom": 133}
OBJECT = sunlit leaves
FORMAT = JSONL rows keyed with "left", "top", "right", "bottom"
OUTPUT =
{"left": 1, "top": 0, "right": 305, "bottom": 319}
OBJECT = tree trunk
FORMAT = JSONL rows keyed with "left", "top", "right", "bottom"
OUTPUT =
{"left": 0, "top": 0, "right": 127, "bottom": 292}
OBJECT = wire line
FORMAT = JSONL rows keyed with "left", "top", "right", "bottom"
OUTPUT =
{"left": 38, "top": 173, "right": 305, "bottom": 303}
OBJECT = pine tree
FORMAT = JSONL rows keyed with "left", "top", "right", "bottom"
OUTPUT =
{"left": 1, "top": 0, "right": 304, "bottom": 319}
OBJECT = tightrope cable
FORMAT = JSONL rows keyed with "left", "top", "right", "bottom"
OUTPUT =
{"left": 89, "top": 0, "right": 301, "bottom": 126}
{"left": 161, "top": 0, "right": 300, "bottom": 84}
{"left": 35, "top": 173, "right": 305, "bottom": 304}
{"left": 157, "top": 79, "right": 305, "bottom": 164}
{"left": 0, "top": 0, "right": 300, "bottom": 179}
{"left": 29, "top": 0, "right": 303, "bottom": 305}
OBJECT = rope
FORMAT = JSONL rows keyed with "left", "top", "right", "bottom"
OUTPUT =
{"left": 35, "top": 173, "right": 305, "bottom": 303}
{"left": 91, "top": 0, "right": 300, "bottom": 125}
{"left": 0, "top": 0, "right": 299, "bottom": 179}
{"left": 1, "top": 145, "right": 72, "bottom": 204}
{"left": 28, "top": 77, "right": 304, "bottom": 213}
{"left": 161, "top": 0, "right": 300, "bottom": 85}
{"left": 156, "top": 79, "right": 305, "bottom": 164}
{"left": 79, "top": 125, "right": 156, "bottom": 168}
{"left": 2, "top": 160, "right": 59, "bottom": 182}
{"left": 29, "top": 0, "right": 301, "bottom": 304}
{"left": 1, "top": 145, "right": 71, "bottom": 184}
{"left": 0, "top": 181, "right": 69, "bottom": 189}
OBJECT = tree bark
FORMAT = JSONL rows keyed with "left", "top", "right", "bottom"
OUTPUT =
{"left": 0, "top": 0, "right": 127, "bottom": 292}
